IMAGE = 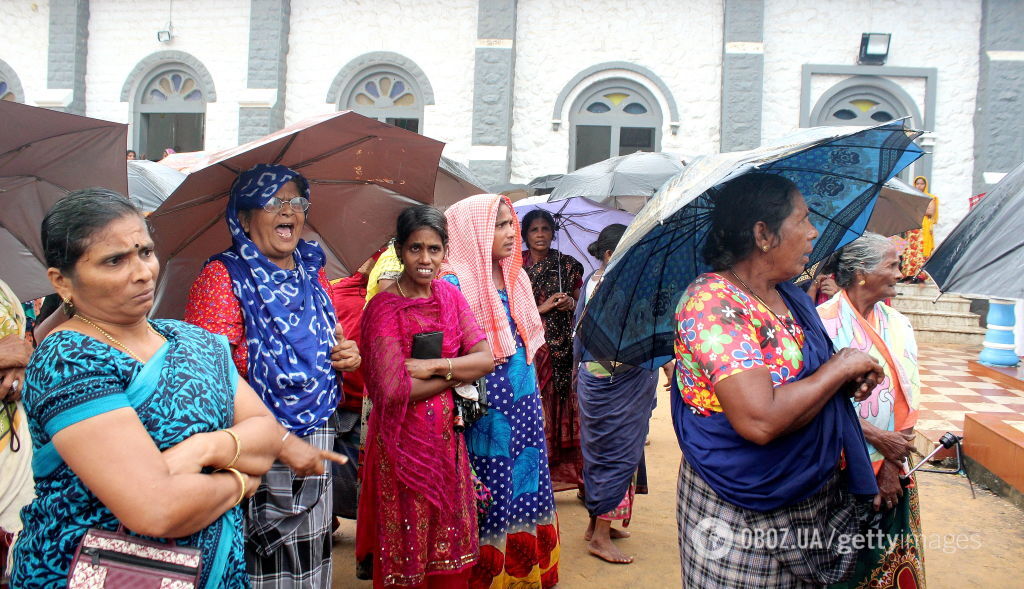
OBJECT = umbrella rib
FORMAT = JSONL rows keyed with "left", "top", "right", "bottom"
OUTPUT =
{"left": 271, "top": 134, "right": 298, "bottom": 165}
{"left": 151, "top": 188, "right": 232, "bottom": 217}
{"left": 0, "top": 126, "right": 119, "bottom": 161}
{"left": 287, "top": 135, "right": 377, "bottom": 170}
{"left": 166, "top": 212, "right": 225, "bottom": 259}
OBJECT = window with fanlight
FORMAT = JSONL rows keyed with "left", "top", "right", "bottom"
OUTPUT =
{"left": 569, "top": 80, "right": 662, "bottom": 170}
{"left": 344, "top": 70, "right": 422, "bottom": 133}
{"left": 813, "top": 84, "right": 908, "bottom": 127}
{"left": 135, "top": 66, "right": 207, "bottom": 159}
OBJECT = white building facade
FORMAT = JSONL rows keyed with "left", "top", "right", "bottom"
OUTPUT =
{"left": 1, "top": 0, "right": 1021, "bottom": 241}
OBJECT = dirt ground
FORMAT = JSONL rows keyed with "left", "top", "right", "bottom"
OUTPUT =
{"left": 332, "top": 384, "right": 1024, "bottom": 588}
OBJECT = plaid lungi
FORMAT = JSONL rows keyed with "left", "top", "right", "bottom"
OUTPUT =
{"left": 677, "top": 456, "right": 860, "bottom": 588}
{"left": 246, "top": 423, "right": 334, "bottom": 588}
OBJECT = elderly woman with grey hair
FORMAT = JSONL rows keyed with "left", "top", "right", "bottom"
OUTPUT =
{"left": 816, "top": 232, "right": 925, "bottom": 588}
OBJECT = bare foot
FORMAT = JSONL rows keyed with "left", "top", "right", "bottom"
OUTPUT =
{"left": 588, "top": 536, "right": 634, "bottom": 564}
{"left": 585, "top": 525, "right": 631, "bottom": 541}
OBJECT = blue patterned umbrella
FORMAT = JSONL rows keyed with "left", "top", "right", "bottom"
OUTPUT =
{"left": 579, "top": 120, "right": 923, "bottom": 369}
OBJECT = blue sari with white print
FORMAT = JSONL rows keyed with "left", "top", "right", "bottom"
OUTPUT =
{"left": 11, "top": 320, "right": 248, "bottom": 588}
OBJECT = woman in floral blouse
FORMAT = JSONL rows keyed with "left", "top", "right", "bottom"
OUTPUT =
{"left": 672, "top": 173, "right": 884, "bottom": 588}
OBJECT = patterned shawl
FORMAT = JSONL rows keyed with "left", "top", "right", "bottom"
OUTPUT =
{"left": 210, "top": 164, "right": 338, "bottom": 435}
{"left": 441, "top": 194, "right": 545, "bottom": 363}
{"left": 817, "top": 290, "right": 920, "bottom": 469}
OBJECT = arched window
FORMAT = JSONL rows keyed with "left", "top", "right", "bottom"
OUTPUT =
{"left": 134, "top": 64, "right": 207, "bottom": 158}
{"left": 810, "top": 77, "right": 923, "bottom": 179}
{"left": 338, "top": 67, "right": 425, "bottom": 133}
{"left": 569, "top": 79, "right": 662, "bottom": 170}
{"left": 0, "top": 59, "right": 23, "bottom": 103}
{"left": 814, "top": 86, "right": 907, "bottom": 126}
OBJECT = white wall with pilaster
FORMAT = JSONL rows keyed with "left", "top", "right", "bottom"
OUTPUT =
{"left": 286, "top": 0, "right": 478, "bottom": 161}
{"left": 510, "top": 0, "right": 724, "bottom": 183}
{"left": 0, "top": 0, "right": 50, "bottom": 104}
{"left": 85, "top": 0, "right": 250, "bottom": 154}
{"left": 763, "top": 0, "right": 981, "bottom": 242}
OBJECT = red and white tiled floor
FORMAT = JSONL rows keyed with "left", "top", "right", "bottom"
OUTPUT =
{"left": 917, "top": 345, "right": 1024, "bottom": 448}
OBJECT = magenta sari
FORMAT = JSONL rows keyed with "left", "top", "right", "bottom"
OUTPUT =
{"left": 356, "top": 279, "right": 486, "bottom": 588}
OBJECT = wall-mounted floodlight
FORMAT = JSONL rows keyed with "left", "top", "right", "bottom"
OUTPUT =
{"left": 858, "top": 33, "right": 891, "bottom": 65}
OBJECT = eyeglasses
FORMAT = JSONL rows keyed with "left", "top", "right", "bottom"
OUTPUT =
{"left": 262, "top": 196, "right": 310, "bottom": 214}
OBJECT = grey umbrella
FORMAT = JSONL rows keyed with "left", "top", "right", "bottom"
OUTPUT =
{"left": 127, "top": 159, "right": 187, "bottom": 212}
{"left": 548, "top": 151, "right": 685, "bottom": 213}
{"left": 924, "top": 161, "right": 1024, "bottom": 299}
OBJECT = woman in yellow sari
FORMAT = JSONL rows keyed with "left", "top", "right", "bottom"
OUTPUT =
{"left": 818, "top": 233, "right": 925, "bottom": 588}
{"left": 0, "top": 279, "right": 35, "bottom": 582}
{"left": 900, "top": 176, "right": 939, "bottom": 280}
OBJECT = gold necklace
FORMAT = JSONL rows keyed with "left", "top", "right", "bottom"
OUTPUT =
{"left": 396, "top": 277, "right": 430, "bottom": 299}
{"left": 74, "top": 314, "right": 165, "bottom": 363}
{"left": 727, "top": 270, "right": 797, "bottom": 340}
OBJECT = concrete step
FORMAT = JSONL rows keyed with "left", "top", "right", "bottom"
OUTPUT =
{"left": 895, "top": 282, "right": 943, "bottom": 299}
{"left": 899, "top": 309, "right": 985, "bottom": 330}
{"left": 892, "top": 294, "right": 974, "bottom": 314}
{"left": 912, "top": 325, "right": 987, "bottom": 346}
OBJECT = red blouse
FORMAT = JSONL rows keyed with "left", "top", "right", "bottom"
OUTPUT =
{"left": 184, "top": 260, "right": 333, "bottom": 379}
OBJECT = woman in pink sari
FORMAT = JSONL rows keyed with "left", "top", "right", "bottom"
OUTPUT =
{"left": 356, "top": 205, "right": 495, "bottom": 588}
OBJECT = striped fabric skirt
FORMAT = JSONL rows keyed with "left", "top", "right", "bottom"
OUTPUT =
{"left": 676, "top": 456, "right": 860, "bottom": 588}
{"left": 245, "top": 424, "right": 334, "bottom": 588}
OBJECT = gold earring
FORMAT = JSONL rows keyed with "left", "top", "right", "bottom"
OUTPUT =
{"left": 858, "top": 280, "right": 866, "bottom": 286}
{"left": 761, "top": 245, "right": 769, "bottom": 252}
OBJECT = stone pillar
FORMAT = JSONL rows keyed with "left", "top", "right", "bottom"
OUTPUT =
{"left": 469, "top": 0, "right": 517, "bottom": 188}
{"left": 720, "top": 0, "right": 764, "bottom": 152}
{"left": 972, "top": 0, "right": 1024, "bottom": 195}
{"left": 239, "top": 0, "right": 290, "bottom": 144}
{"left": 44, "top": 0, "right": 89, "bottom": 114}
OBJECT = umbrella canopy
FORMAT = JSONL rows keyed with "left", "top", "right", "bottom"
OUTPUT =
{"left": 513, "top": 195, "right": 635, "bottom": 277}
{"left": 434, "top": 156, "right": 487, "bottom": 208}
{"left": 150, "top": 111, "right": 448, "bottom": 319}
{"left": 0, "top": 101, "right": 128, "bottom": 301}
{"left": 868, "top": 176, "right": 932, "bottom": 236}
{"left": 924, "top": 160, "right": 1024, "bottom": 299}
{"left": 157, "top": 150, "right": 212, "bottom": 173}
{"left": 127, "top": 159, "right": 187, "bottom": 211}
{"left": 527, "top": 174, "right": 564, "bottom": 195}
{"left": 548, "top": 151, "right": 686, "bottom": 213}
{"left": 578, "top": 120, "right": 923, "bottom": 369}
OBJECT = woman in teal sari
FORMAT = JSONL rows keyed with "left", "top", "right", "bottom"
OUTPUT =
{"left": 11, "top": 189, "right": 286, "bottom": 588}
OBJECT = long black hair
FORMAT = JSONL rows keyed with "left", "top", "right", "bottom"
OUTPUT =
{"left": 588, "top": 223, "right": 628, "bottom": 261}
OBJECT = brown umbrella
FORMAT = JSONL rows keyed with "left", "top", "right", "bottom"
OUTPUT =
{"left": 867, "top": 176, "right": 932, "bottom": 236}
{"left": 150, "top": 111, "right": 478, "bottom": 319}
{"left": 0, "top": 101, "right": 127, "bottom": 301}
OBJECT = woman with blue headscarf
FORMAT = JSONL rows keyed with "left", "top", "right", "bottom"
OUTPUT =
{"left": 186, "top": 164, "right": 360, "bottom": 588}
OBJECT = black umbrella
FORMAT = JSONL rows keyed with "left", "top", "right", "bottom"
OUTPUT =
{"left": 527, "top": 174, "right": 564, "bottom": 195}
{"left": 924, "top": 161, "right": 1024, "bottom": 299}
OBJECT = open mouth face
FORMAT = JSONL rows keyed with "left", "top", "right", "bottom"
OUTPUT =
{"left": 241, "top": 182, "right": 306, "bottom": 267}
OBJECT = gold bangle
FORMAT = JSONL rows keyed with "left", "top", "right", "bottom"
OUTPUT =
{"left": 220, "top": 428, "right": 241, "bottom": 470}
{"left": 220, "top": 467, "right": 246, "bottom": 507}
{"left": 445, "top": 358, "right": 454, "bottom": 381}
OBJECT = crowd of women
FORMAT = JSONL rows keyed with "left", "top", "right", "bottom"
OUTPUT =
{"left": 0, "top": 161, "right": 929, "bottom": 589}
